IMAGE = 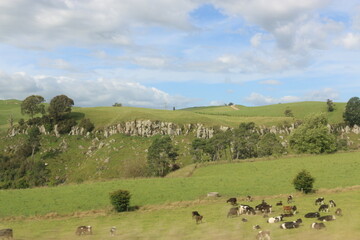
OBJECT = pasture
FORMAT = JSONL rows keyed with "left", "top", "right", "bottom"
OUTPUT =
{"left": 0, "top": 151, "right": 360, "bottom": 218}
{"left": 1, "top": 188, "right": 359, "bottom": 240}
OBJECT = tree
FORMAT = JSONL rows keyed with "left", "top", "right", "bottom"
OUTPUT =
{"left": 109, "top": 189, "right": 131, "bottom": 212}
{"left": 284, "top": 108, "right": 294, "bottom": 117}
{"left": 48, "top": 95, "right": 74, "bottom": 121}
{"left": 293, "top": 169, "right": 315, "bottom": 193}
{"left": 232, "top": 122, "right": 260, "bottom": 159}
{"left": 257, "top": 133, "right": 285, "bottom": 157}
{"left": 79, "top": 118, "right": 95, "bottom": 132}
{"left": 112, "top": 102, "right": 122, "bottom": 107}
{"left": 326, "top": 99, "right": 335, "bottom": 112}
{"left": 289, "top": 113, "right": 337, "bottom": 154}
{"left": 343, "top": 97, "right": 360, "bottom": 127}
{"left": 147, "top": 136, "right": 179, "bottom": 177}
{"left": 21, "top": 95, "right": 45, "bottom": 119}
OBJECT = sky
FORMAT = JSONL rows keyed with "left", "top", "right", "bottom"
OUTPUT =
{"left": 1, "top": 0, "right": 360, "bottom": 109}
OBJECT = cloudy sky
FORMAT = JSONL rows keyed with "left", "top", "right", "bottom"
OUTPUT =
{"left": 1, "top": 0, "right": 360, "bottom": 109}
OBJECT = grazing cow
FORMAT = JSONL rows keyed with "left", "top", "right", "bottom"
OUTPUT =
{"left": 0, "top": 229, "right": 13, "bottom": 239}
{"left": 241, "top": 218, "right": 248, "bottom": 222}
{"left": 192, "top": 211, "right": 201, "bottom": 218}
{"left": 281, "top": 213, "right": 294, "bottom": 218}
{"left": 283, "top": 205, "right": 297, "bottom": 214}
{"left": 318, "top": 215, "right": 336, "bottom": 222}
{"left": 280, "top": 219, "right": 302, "bottom": 229}
{"left": 256, "top": 201, "right": 272, "bottom": 213}
{"left": 267, "top": 216, "right": 283, "bottom": 223}
{"left": 226, "top": 197, "right": 237, "bottom": 205}
{"left": 304, "top": 212, "right": 320, "bottom": 218}
{"left": 335, "top": 208, "right": 343, "bottom": 216}
{"left": 315, "top": 197, "right": 325, "bottom": 205}
{"left": 311, "top": 222, "right": 326, "bottom": 230}
{"left": 287, "top": 195, "right": 294, "bottom": 204}
{"left": 110, "top": 226, "right": 116, "bottom": 236}
{"left": 256, "top": 230, "right": 271, "bottom": 240}
{"left": 253, "top": 225, "right": 261, "bottom": 230}
{"left": 276, "top": 201, "right": 283, "bottom": 206}
{"left": 318, "top": 204, "right": 329, "bottom": 212}
{"left": 227, "top": 207, "right": 239, "bottom": 218}
{"left": 329, "top": 200, "right": 337, "bottom": 208}
{"left": 239, "top": 205, "right": 255, "bottom": 215}
{"left": 195, "top": 215, "right": 203, "bottom": 224}
{"left": 76, "top": 226, "right": 93, "bottom": 236}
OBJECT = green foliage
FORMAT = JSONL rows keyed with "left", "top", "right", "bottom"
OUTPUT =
{"left": 57, "top": 118, "right": 77, "bottom": 134}
{"left": 289, "top": 114, "right": 337, "bottom": 154}
{"left": 21, "top": 95, "right": 45, "bottom": 119}
{"left": 48, "top": 95, "right": 74, "bottom": 121}
{"left": 112, "top": 102, "right": 122, "bottom": 107}
{"left": 147, "top": 136, "right": 179, "bottom": 177}
{"left": 343, "top": 96, "right": 360, "bottom": 127}
{"left": 109, "top": 189, "right": 131, "bottom": 212}
{"left": 78, "top": 118, "right": 95, "bottom": 132}
{"left": 232, "top": 122, "right": 260, "bottom": 159}
{"left": 257, "top": 132, "right": 285, "bottom": 157}
{"left": 284, "top": 108, "right": 294, "bottom": 117}
{"left": 293, "top": 169, "right": 315, "bottom": 193}
{"left": 327, "top": 99, "right": 335, "bottom": 112}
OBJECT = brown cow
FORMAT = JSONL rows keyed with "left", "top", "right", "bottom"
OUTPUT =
{"left": 195, "top": 215, "right": 203, "bottom": 224}
{"left": 335, "top": 208, "right": 343, "bottom": 216}
{"left": 283, "top": 205, "right": 297, "bottom": 214}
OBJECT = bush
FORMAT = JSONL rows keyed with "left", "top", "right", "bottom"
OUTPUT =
{"left": 78, "top": 118, "right": 95, "bottom": 132}
{"left": 293, "top": 169, "right": 315, "bottom": 194}
{"left": 57, "top": 118, "right": 77, "bottom": 134}
{"left": 109, "top": 189, "right": 131, "bottom": 212}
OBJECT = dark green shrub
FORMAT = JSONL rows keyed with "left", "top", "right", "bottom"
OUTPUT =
{"left": 57, "top": 118, "right": 77, "bottom": 134}
{"left": 79, "top": 118, "right": 95, "bottom": 132}
{"left": 293, "top": 169, "right": 315, "bottom": 194}
{"left": 109, "top": 189, "right": 131, "bottom": 212}
{"left": 258, "top": 133, "right": 285, "bottom": 157}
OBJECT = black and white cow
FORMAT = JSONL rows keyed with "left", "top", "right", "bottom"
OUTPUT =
{"left": 329, "top": 200, "right": 337, "bottom": 208}
{"left": 304, "top": 212, "right": 320, "bottom": 218}
{"left": 311, "top": 222, "right": 326, "bottom": 230}
{"left": 267, "top": 216, "right": 283, "bottom": 223}
{"left": 318, "top": 215, "right": 336, "bottom": 222}
{"left": 239, "top": 205, "right": 256, "bottom": 215}
{"left": 315, "top": 197, "right": 325, "bottom": 205}
{"left": 280, "top": 219, "right": 302, "bottom": 229}
{"left": 318, "top": 204, "right": 329, "bottom": 212}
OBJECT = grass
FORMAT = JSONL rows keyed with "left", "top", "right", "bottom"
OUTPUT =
{"left": 1, "top": 151, "right": 360, "bottom": 218}
{"left": 1, "top": 188, "right": 359, "bottom": 240}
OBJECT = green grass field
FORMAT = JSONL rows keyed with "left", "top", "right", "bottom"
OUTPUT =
{"left": 1, "top": 151, "right": 359, "bottom": 218}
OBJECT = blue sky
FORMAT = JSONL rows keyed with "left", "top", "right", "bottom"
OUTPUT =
{"left": 1, "top": 0, "right": 360, "bottom": 109}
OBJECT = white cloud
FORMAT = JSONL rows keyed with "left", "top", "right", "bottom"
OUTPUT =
{"left": 304, "top": 88, "right": 339, "bottom": 101}
{"left": 259, "top": 79, "right": 281, "bottom": 85}
{"left": 340, "top": 33, "right": 360, "bottom": 49}
{"left": 250, "top": 33, "right": 263, "bottom": 47}
{"left": 245, "top": 92, "right": 300, "bottom": 105}
{"left": 0, "top": 71, "right": 194, "bottom": 108}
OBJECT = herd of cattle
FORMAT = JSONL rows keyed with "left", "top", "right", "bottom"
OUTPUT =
{"left": 192, "top": 195, "right": 343, "bottom": 240}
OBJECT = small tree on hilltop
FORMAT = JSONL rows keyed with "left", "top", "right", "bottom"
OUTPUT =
{"left": 109, "top": 189, "right": 131, "bottom": 212}
{"left": 48, "top": 95, "right": 74, "bottom": 121}
{"left": 326, "top": 99, "right": 335, "bottom": 112}
{"left": 293, "top": 169, "right": 315, "bottom": 194}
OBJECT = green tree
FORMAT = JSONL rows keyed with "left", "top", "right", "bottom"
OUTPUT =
{"left": 326, "top": 99, "right": 335, "bottom": 112}
{"left": 79, "top": 118, "right": 95, "bottom": 132}
{"left": 257, "top": 132, "right": 285, "bottom": 157}
{"left": 284, "top": 108, "right": 294, "bottom": 117}
{"left": 289, "top": 113, "right": 337, "bottom": 154}
{"left": 48, "top": 95, "right": 74, "bottom": 121}
{"left": 147, "top": 136, "right": 179, "bottom": 177}
{"left": 109, "top": 189, "right": 131, "bottom": 212}
{"left": 343, "top": 97, "right": 360, "bottom": 127}
{"left": 21, "top": 95, "right": 45, "bottom": 119}
{"left": 232, "top": 122, "right": 260, "bottom": 159}
{"left": 293, "top": 169, "right": 315, "bottom": 194}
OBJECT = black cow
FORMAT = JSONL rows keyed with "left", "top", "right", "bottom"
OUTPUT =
{"left": 311, "top": 222, "right": 326, "bottom": 230}
{"left": 329, "top": 200, "right": 337, "bottom": 208}
{"left": 241, "top": 218, "right": 248, "bottom": 222}
{"left": 318, "top": 204, "right": 329, "bottom": 212}
{"left": 253, "top": 225, "right": 261, "bottom": 230}
{"left": 227, "top": 207, "right": 239, "bottom": 218}
{"left": 315, "top": 197, "right": 324, "bottom": 205}
{"left": 280, "top": 219, "right": 302, "bottom": 229}
{"left": 304, "top": 212, "right": 320, "bottom": 218}
{"left": 192, "top": 211, "right": 201, "bottom": 218}
{"left": 281, "top": 213, "right": 294, "bottom": 218}
{"left": 226, "top": 197, "right": 237, "bottom": 205}
{"left": 0, "top": 229, "right": 13, "bottom": 239}
{"left": 318, "top": 215, "right": 336, "bottom": 222}
{"left": 335, "top": 208, "right": 343, "bottom": 216}
{"left": 276, "top": 201, "right": 283, "bottom": 206}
